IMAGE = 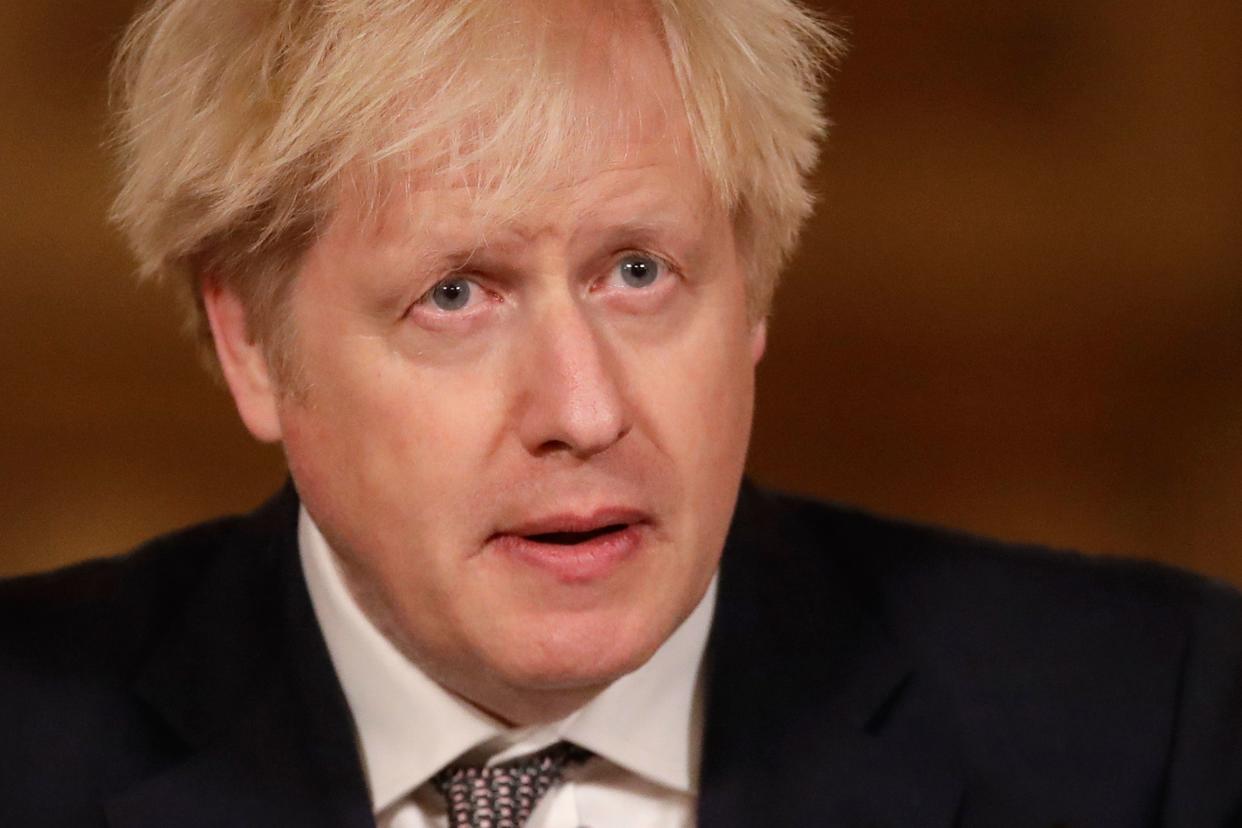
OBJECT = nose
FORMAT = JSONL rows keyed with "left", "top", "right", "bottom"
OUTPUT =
{"left": 516, "top": 301, "right": 630, "bottom": 459}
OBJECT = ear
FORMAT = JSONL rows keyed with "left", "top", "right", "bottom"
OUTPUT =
{"left": 201, "top": 279, "right": 284, "bottom": 443}
{"left": 750, "top": 318, "right": 767, "bottom": 366}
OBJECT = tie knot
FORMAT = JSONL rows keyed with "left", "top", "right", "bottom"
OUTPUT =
{"left": 431, "top": 741, "right": 592, "bottom": 828}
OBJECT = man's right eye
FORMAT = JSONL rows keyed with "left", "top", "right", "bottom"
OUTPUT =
{"left": 422, "top": 276, "right": 478, "bottom": 312}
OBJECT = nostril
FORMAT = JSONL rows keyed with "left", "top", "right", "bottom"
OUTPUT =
{"left": 534, "top": 438, "right": 576, "bottom": 458}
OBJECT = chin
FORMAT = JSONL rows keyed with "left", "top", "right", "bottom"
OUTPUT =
{"left": 489, "top": 610, "right": 669, "bottom": 691}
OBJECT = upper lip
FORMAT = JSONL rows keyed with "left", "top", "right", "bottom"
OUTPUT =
{"left": 496, "top": 507, "right": 650, "bottom": 539}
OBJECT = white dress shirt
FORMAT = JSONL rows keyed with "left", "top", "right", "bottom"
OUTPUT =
{"left": 298, "top": 508, "right": 715, "bottom": 827}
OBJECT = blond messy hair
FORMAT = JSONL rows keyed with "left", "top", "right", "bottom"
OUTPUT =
{"left": 110, "top": 0, "right": 843, "bottom": 376}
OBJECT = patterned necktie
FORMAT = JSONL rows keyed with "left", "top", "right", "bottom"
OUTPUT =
{"left": 431, "top": 741, "right": 592, "bottom": 828}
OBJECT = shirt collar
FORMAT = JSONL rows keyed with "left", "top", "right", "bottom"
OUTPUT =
{"left": 298, "top": 506, "right": 715, "bottom": 814}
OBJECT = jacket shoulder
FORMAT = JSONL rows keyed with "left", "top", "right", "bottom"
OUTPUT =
{"left": 0, "top": 489, "right": 301, "bottom": 826}
{"left": 747, "top": 486, "right": 1242, "bottom": 819}
{"left": 742, "top": 486, "right": 1242, "bottom": 820}
{"left": 0, "top": 489, "right": 293, "bottom": 682}
{"left": 748, "top": 485, "right": 1241, "bottom": 633}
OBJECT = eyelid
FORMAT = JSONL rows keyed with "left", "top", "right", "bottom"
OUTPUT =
{"left": 617, "top": 248, "right": 671, "bottom": 265}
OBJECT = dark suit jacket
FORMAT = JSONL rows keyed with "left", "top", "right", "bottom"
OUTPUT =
{"left": 3, "top": 482, "right": 1242, "bottom": 827}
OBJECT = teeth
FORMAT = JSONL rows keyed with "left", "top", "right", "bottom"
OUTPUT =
{"left": 526, "top": 524, "right": 627, "bottom": 545}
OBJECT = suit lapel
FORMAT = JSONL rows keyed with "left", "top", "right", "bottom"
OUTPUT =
{"left": 105, "top": 486, "right": 374, "bottom": 828}
{"left": 698, "top": 485, "right": 965, "bottom": 828}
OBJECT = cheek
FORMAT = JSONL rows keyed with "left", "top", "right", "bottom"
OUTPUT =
{"left": 689, "top": 337, "right": 755, "bottom": 490}
{"left": 631, "top": 307, "right": 756, "bottom": 488}
{"left": 278, "top": 343, "right": 509, "bottom": 550}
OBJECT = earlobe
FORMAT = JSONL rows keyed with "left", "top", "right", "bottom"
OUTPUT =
{"left": 201, "top": 280, "right": 284, "bottom": 443}
{"left": 750, "top": 319, "right": 767, "bottom": 366}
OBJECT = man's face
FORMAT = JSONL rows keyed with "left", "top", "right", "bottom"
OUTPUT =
{"left": 216, "top": 21, "right": 764, "bottom": 721}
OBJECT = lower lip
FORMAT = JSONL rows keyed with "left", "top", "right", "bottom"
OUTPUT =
{"left": 490, "top": 524, "right": 644, "bottom": 583}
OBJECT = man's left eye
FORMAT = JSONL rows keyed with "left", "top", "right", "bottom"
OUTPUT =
{"left": 419, "top": 275, "right": 482, "bottom": 312}
{"left": 612, "top": 253, "right": 664, "bottom": 289}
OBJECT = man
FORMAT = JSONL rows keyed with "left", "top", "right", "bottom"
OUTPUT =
{"left": 3, "top": 0, "right": 1241, "bottom": 826}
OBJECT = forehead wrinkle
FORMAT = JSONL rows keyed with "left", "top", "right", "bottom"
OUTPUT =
{"left": 358, "top": 164, "right": 710, "bottom": 276}
{"left": 337, "top": 60, "right": 706, "bottom": 268}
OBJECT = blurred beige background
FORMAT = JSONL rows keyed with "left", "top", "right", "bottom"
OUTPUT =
{"left": 1, "top": 1, "right": 1240, "bottom": 582}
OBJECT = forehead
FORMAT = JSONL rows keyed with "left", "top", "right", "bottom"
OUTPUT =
{"left": 353, "top": 160, "right": 712, "bottom": 262}
{"left": 333, "top": 139, "right": 715, "bottom": 277}
{"left": 333, "top": 3, "right": 711, "bottom": 245}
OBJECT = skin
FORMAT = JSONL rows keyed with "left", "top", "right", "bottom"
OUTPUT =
{"left": 205, "top": 10, "right": 765, "bottom": 725}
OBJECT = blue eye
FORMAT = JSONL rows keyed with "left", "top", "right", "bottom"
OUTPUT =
{"left": 428, "top": 277, "right": 473, "bottom": 311}
{"left": 616, "top": 254, "right": 662, "bottom": 288}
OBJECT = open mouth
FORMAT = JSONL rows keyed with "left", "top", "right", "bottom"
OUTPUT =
{"left": 492, "top": 513, "right": 645, "bottom": 580}
{"left": 523, "top": 523, "right": 630, "bottom": 545}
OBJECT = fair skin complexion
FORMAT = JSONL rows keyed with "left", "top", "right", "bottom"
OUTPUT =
{"left": 205, "top": 15, "right": 765, "bottom": 726}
